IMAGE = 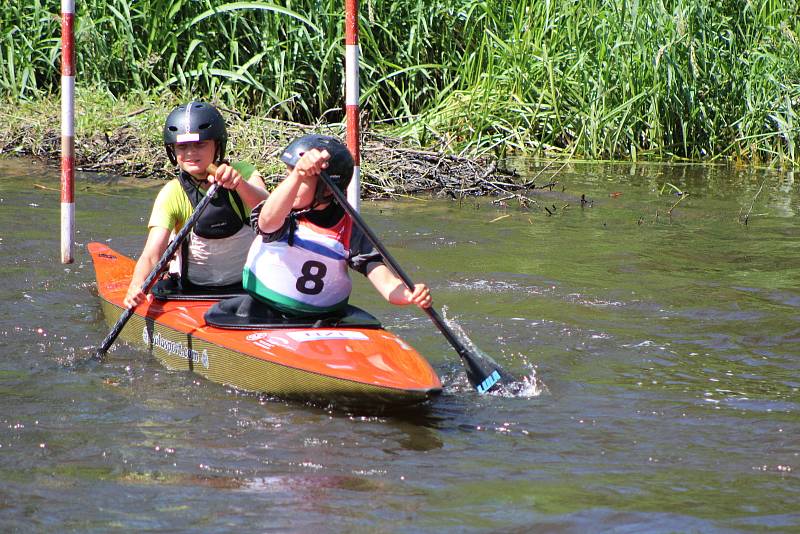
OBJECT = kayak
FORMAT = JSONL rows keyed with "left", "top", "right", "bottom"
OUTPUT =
{"left": 88, "top": 242, "right": 442, "bottom": 406}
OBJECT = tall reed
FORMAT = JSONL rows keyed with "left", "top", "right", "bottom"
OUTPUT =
{"left": 1, "top": 0, "right": 798, "bottom": 165}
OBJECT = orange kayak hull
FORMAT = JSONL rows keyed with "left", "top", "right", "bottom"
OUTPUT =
{"left": 88, "top": 242, "right": 442, "bottom": 406}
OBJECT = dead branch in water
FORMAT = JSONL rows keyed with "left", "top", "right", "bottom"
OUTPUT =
{"left": 361, "top": 135, "right": 555, "bottom": 204}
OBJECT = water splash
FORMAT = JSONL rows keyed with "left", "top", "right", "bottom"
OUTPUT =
{"left": 488, "top": 363, "right": 547, "bottom": 398}
{"left": 441, "top": 306, "right": 546, "bottom": 398}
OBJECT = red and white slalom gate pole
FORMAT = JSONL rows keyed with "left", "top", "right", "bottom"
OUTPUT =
{"left": 345, "top": 0, "right": 361, "bottom": 211}
{"left": 61, "top": 0, "right": 76, "bottom": 263}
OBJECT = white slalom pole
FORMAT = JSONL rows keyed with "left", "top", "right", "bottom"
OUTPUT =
{"left": 61, "top": 0, "right": 76, "bottom": 264}
{"left": 345, "top": 0, "right": 361, "bottom": 211}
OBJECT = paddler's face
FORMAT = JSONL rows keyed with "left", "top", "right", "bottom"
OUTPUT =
{"left": 175, "top": 140, "right": 216, "bottom": 180}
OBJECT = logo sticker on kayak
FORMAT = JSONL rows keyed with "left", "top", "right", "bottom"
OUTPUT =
{"left": 286, "top": 330, "right": 369, "bottom": 342}
{"left": 245, "top": 332, "right": 289, "bottom": 343}
{"left": 143, "top": 327, "right": 209, "bottom": 369}
{"left": 245, "top": 333, "right": 290, "bottom": 352}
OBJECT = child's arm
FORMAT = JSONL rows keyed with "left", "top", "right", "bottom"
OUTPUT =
{"left": 366, "top": 263, "right": 432, "bottom": 309}
{"left": 208, "top": 163, "right": 267, "bottom": 209}
{"left": 257, "top": 148, "right": 330, "bottom": 233}
{"left": 255, "top": 171, "right": 304, "bottom": 234}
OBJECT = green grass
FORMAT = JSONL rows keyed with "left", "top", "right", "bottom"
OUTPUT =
{"left": 1, "top": 0, "right": 798, "bottom": 166}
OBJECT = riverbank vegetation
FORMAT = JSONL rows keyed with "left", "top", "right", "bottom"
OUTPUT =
{"left": 2, "top": 0, "right": 799, "bottom": 171}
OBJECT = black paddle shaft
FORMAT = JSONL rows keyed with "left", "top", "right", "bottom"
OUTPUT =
{"left": 95, "top": 180, "right": 221, "bottom": 358}
{"left": 317, "top": 171, "right": 515, "bottom": 392}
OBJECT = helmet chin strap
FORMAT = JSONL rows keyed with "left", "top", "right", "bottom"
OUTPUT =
{"left": 311, "top": 181, "right": 335, "bottom": 208}
{"left": 308, "top": 196, "right": 333, "bottom": 211}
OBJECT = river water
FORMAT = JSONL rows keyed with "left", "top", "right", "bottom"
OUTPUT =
{"left": 0, "top": 157, "right": 797, "bottom": 532}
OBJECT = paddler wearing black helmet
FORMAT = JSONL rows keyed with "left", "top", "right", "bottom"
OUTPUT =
{"left": 242, "top": 133, "right": 432, "bottom": 318}
{"left": 163, "top": 101, "right": 229, "bottom": 165}
{"left": 278, "top": 133, "right": 355, "bottom": 207}
{"left": 123, "top": 101, "right": 268, "bottom": 309}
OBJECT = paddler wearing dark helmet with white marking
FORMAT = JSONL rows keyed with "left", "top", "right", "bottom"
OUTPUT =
{"left": 123, "top": 101, "right": 268, "bottom": 308}
{"left": 242, "top": 133, "right": 432, "bottom": 317}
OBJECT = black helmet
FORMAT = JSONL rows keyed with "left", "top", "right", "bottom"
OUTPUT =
{"left": 280, "top": 134, "right": 354, "bottom": 203}
{"left": 163, "top": 101, "right": 228, "bottom": 165}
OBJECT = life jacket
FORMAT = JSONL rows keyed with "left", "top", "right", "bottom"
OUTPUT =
{"left": 242, "top": 212, "right": 354, "bottom": 315}
{"left": 171, "top": 171, "right": 254, "bottom": 287}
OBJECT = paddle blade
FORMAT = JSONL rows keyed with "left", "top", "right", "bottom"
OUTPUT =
{"left": 94, "top": 306, "right": 136, "bottom": 359}
{"left": 434, "top": 308, "right": 517, "bottom": 393}
{"left": 453, "top": 334, "right": 517, "bottom": 394}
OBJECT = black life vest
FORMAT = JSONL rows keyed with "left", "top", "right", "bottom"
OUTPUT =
{"left": 178, "top": 171, "right": 246, "bottom": 238}
{"left": 177, "top": 171, "right": 249, "bottom": 282}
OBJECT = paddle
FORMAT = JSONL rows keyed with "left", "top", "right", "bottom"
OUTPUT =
{"left": 94, "top": 164, "right": 221, "bottom": 359}
{"left": 317, "top": 171, "right": 516, "bottom": 393}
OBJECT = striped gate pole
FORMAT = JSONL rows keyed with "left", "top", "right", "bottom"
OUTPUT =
{"left": 61, "top": 0, "right": 76, "bottom": 263}
{"left": 344, "top": 0, "right": 361, "bottom": 211}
